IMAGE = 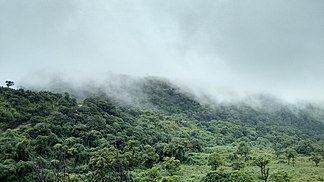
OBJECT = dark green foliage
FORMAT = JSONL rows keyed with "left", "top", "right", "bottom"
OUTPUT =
{"left": 295, "top": 141, "right": 314, "bottom": 155}
{"left": 0, "top": 88, "right": 76, "bottom": 129}
{"left": 142, "top": 145, "right": 159, "bottom": 168}
{"left": 204, "top": 171, "right": 231, "bottom": 182}
{"left": 5, "top": 81, "right": 14, "bottom": 88}
{"left": 0, "top": 160, "right": 17, "bottom": 181}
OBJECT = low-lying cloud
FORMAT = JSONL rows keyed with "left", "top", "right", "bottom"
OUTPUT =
{"left": 0, "top": 0, "right": 323, "bottom": 102}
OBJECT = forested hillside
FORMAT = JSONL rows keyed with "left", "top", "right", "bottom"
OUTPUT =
{"left": 0, "top": 78, "right": 323, "bottom": 182}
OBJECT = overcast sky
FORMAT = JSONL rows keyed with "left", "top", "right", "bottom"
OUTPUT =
{"left": 0, "top": 0, "right": 323, "bottom": 102}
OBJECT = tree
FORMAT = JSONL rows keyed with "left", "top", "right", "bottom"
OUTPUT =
{"left": 123, "top": 140, "right": 141, "bottom": 169}
{"left": 309, "top": 154, "right": 321, "bottom": 166}
{"left": 295, "top": 141, "right": 314, "bottom": 155}
{"left": 208, "top": 153, "right": 224, "bottom": 170}
{"left": 285, "top": 148, "right": 297, "bottom": 166}
{"left": 229, "top": 170, "right": 253, "bottom": 182}
{"left": 5, "top": 81, "right": 14, "bottom": 88}
{"left": 89, "top": 147, "right": 128, "bottom": 181}
{"left": 231, "top": 161, "right": 245, "bottom": 170}
{"left": 204, "top": 171, "right": 231, "bottom": 182}
{"left": 162, "top": 157, "right": 180, "bottom": 176}
{"left": 142, "top": 145, "right": 159, "bottom": 168}
{"left": 0, "top": 161, "right": 17, "bottom": 181}
{"left": 254, "top": 156, "right": 270, "bottom": 182}
{"left": 269, "top": 170, "right": 291, "bottom": 182}
{"left": 273, "top": 144, "right": 283, "bottom": 158}
{"left": 203, "top": 170, "right": 253, "bottom": 182}
{"left": 317, "top": 147, "right": 324, "bottom": 159}
{"left": 237, "top": 142, "right": 250, "bottom": 157}
{"left": 140, "top": 167, "right": 160, "bottom": 181}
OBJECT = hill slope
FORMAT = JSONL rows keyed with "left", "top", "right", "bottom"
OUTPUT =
{"left": 0, "top": 79, "right": 323, "bottom": 181}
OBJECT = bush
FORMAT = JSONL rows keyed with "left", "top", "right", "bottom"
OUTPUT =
{"left": 203, "top": 170, "right": 253, "bottom": 182}
{"left": 269, "top": 170, "right": 291, "bottom": 182}
{"left": 208, "top": 153, "right": 224, "bottom": 170}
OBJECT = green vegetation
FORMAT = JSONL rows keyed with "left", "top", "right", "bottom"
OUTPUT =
{"left": 254, "top": 156, "right": 270, "bottom": 181}
{"left": 269, "top": 170, "right": 291, "bottom": 182}
{"left": 0, "top": 78, "right": 323, "bottom": 181}
{"left": 208, "top": 153, "right": 223, "bottom": 170}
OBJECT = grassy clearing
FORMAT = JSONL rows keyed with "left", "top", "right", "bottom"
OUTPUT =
{"left": 172, "top": 145, "right": 324, "bottom": 182}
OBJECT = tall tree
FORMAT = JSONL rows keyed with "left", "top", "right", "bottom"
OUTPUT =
{"left": 5, "top": 81, "right": 14, "bottom": 88}
{"left": 285, "top": 148, "right": 297, "bottom": 166}
{"left": 254, "top": 156, "right": 270, "bottom": 182}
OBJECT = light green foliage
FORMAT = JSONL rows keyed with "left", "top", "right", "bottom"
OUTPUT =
{"left": 229, "top": 170, "right": 253, "bottom": 182}
{"left": 163, "top": 157, "right": 181, "bottom": 176}
{"left": 208, "top": 153, "right": 224, "bottom": 170}
{"left": 269, "top": 170, "right": 291, "bottom": 182}
{"left": 309, "top": 154, "right": 321, "bottom": 166}
{"left": 136, "top": 167, "right": 161, "bottom": 182}
{"left": 254, "top": 156, "right": 270, "bottom": 181}
{"left": 89, "top": 148, "right": 117, "bottom": 181}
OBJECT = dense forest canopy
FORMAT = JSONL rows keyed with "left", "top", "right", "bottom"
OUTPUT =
{"left": 0, "top": 77, "right": 323, "bottom": 181}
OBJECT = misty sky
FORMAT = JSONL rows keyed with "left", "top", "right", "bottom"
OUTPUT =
{"left": 0, "top": 0, "right": 323, "bottom": 102}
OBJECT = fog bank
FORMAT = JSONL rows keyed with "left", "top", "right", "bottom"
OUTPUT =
{"left": 1, "top": 0, "right": 323, "bottom": 102}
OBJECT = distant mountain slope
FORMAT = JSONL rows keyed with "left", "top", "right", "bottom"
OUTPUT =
{"left": 2, "top": 76, "right": 324, "bottom": 138}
